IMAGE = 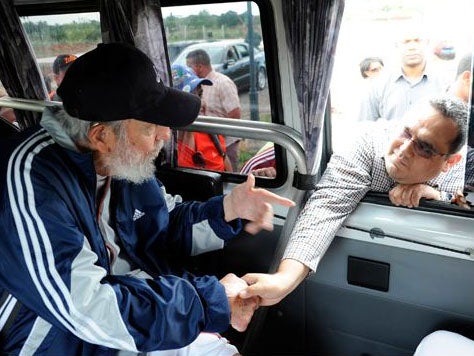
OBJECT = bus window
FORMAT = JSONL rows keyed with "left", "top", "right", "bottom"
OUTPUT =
{"left": 20, "top": 2, "right": 277, "bottom": 179}
{"left": 330, "top": 0, "right": 473, "bottom": 207}
{"left": 21, "top": 13, "right": 100, "bottom": 99}
{"left": 163, "top": 2, "right": 273, "bottom": 176}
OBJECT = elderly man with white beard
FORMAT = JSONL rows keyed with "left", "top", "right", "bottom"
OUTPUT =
{"left": 0, "top": 43, "right": 294, "bottom": 356}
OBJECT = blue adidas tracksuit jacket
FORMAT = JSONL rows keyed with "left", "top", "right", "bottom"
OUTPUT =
{"left": 0, "top": 120, "right": 242, "bottom": 355}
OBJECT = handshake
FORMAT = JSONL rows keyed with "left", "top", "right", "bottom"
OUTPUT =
{"left": 219, "top": 259, "right": 310, "bottom": 332}
{"left": 220, "top": 273, "right": 261, "bottom": 332}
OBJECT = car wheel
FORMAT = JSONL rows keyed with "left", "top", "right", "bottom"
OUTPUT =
{"left": 257, "top": 67, "right": 267, "bottom": 90}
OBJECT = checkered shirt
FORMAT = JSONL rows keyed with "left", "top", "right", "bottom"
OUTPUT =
{"left": 202, "top": 71, "right": 241, "bottom": 145}
{"left": 284, "top": 123, "right": 465, "bottom": 272}
{"left": 202, "top": 70, "right": 240, "bottom": 118}
{"left": 465, "top": 147, "right": 474, "bottom": 190}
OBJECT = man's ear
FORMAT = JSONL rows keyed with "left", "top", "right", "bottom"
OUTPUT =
{"left": 88, "top": 123, "right": 112, "bottom": 153}
{"left": 442, "top": 153, "right": 462, "bottom": 172}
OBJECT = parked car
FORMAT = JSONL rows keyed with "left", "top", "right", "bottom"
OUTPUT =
{"left": 167, "top": 40, "right": 204, "bottom": 62}
{"left": 173, "top": 39, "right": 267, "bottom": 91}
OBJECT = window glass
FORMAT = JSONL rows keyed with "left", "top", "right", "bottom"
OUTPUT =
{"left": 227, "top": 47, "right": 238, "bottom": 61}
{"left": 164, "top": 2, "right": 273, "bottom": 176}
{"left": 20, "top": 13, "right": 100, "bottom": 98}
{"left": 19, "top": 3, "right": 273, "bottom": 177}
{"left": 330, "top": 0, "right": 473, "bottom": 205}
{"left": 235, "top": 44, "right": 249, "bottom": 58}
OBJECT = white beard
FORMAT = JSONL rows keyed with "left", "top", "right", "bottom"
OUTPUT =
{"left": 103, "top": 137, "right": 164, "bottom": 184}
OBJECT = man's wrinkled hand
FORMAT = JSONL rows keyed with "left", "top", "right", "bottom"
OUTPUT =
{"left": 223, "top": 174, "right": 295, "bottom": 234}
{"left": 220, "top": 273, "right": 260, "bottom": 332}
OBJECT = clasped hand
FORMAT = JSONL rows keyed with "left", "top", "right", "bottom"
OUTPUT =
{"left": 220, "top": 260, "right": 310, "bottom": 331}
{"left": 220, "top": 273, "right": 260, "bottom": 332}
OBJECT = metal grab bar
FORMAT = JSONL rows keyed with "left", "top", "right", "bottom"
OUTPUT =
{"left": 0, "top": 98, "right": 308, "bottom": 174}
{"left": 0, "top": 97, "right": 58, "bottom": 112}
{"left": 187, "top": 116, "right": 307, "bottom": 174}
{"left": 198, "top": 115, "right": 304, "bottom": 149}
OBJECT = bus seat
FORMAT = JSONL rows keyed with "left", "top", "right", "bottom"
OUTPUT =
{"left": 155, "top": 166, "right": 223, "bottom": 201}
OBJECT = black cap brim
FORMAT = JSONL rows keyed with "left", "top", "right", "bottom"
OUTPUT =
{"left": 140, "top": 85, "right": 201, "bottom": 128}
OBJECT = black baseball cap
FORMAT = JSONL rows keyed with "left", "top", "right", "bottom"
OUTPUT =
{"left": 57, "top": 42, "right": 200, "bottom": 128}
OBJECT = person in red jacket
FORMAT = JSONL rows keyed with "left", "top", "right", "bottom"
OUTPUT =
{"left": 172, "top": 64, "right": 232, "bottom": 171}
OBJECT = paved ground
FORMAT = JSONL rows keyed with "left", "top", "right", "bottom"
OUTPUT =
{"left": 238, "top": 86, "right": 270, "bottom": 121}
{"left": 235, "top": 86, "right": 272, "bottom": 168}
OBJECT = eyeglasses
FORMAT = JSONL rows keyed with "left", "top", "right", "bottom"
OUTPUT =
{"left": 399, "top": 127, "right": 449, "bottom": 159}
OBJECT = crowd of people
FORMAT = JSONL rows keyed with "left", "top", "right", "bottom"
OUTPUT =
{"left": 0, "top": 32, "right": 472, "bottom": 354}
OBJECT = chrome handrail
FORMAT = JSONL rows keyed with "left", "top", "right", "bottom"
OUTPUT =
{"left": 0, "top": 98, "right": 308, "bottom": 174}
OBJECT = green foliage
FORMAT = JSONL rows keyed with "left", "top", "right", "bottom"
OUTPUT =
{"left": 23, "top": 20, "right": 101, "bottom": 45}
{"left": 165, "top": 10, "right": 261, "bottom": 42}
{"left": 218, "top": 11, "right": 242, "bottom": 27}
{"left": 22, "top": 12, "right": 261, "bottom": 56}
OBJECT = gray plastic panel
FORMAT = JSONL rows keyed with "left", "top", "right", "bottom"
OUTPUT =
{"left": 305, "top": 236, "right": 474, "bottom": 355}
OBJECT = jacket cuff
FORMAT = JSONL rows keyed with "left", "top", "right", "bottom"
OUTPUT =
{"left": 205, "top": 196, "right": 242, "bottom": 240}
{"left": 192, "top": 275, "right": 230, "bottom": 332}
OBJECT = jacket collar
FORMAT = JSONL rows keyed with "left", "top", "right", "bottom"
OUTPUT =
{"left": 40, "top": 106, "right": 97, "bottom": 183}
{"left": 40, "top": 106, "right": 80, "bottom": 152}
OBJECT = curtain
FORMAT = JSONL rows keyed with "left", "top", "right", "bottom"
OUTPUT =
{"left": 241, "top": 1, "right": 345, "bottom": 353}
{"left": 282, "top": 0, "right": 345, "bottom": 175}
{"left": 0, "top": 0, "right": 49, "bottom": 129}
{"left": 100, "top": 0, "right": 176, "bottom": 165}
{"left": 100, "top": 0, "right": 170, "bottom": 85}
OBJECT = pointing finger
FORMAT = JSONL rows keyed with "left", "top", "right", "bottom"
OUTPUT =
{"left": 259, "top": 190, "right": 295, "bottom": 207}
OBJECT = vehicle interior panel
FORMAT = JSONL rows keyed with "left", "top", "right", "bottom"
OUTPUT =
{"left": 237, "top": 235, "right": 474, "bottom": 355}
{"left": 306, "top": 237, "right": 474, "bottom": 355}
{"left": 155, "top": 166, "right": 224, "bottom": 202}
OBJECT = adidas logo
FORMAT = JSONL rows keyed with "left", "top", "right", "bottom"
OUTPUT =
{"left": 133, "top": 209, "right": 145, "bottom": 221}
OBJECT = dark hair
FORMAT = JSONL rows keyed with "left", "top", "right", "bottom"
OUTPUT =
{"left": 186, "top": 49, "right": 211, "bottom": 67}
{"left": 359, "top": 57, "right": 384, "bottom": 78}
{"left": 430, "top": 96, "right": 468, "bottom": 154}
{"left": 52, "top": 54, "right": 77, "bottom": 75}
{"left": 456, "top": 53, "right": 472, "bottom": 77}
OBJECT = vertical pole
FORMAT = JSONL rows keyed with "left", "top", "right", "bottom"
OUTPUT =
{"left": 247, "top": 1, "right": 259, "bottom": 120}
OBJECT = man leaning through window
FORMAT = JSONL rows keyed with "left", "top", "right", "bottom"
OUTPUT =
{"left": 239, "top": 96, "right": 468, "bottom": 309}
